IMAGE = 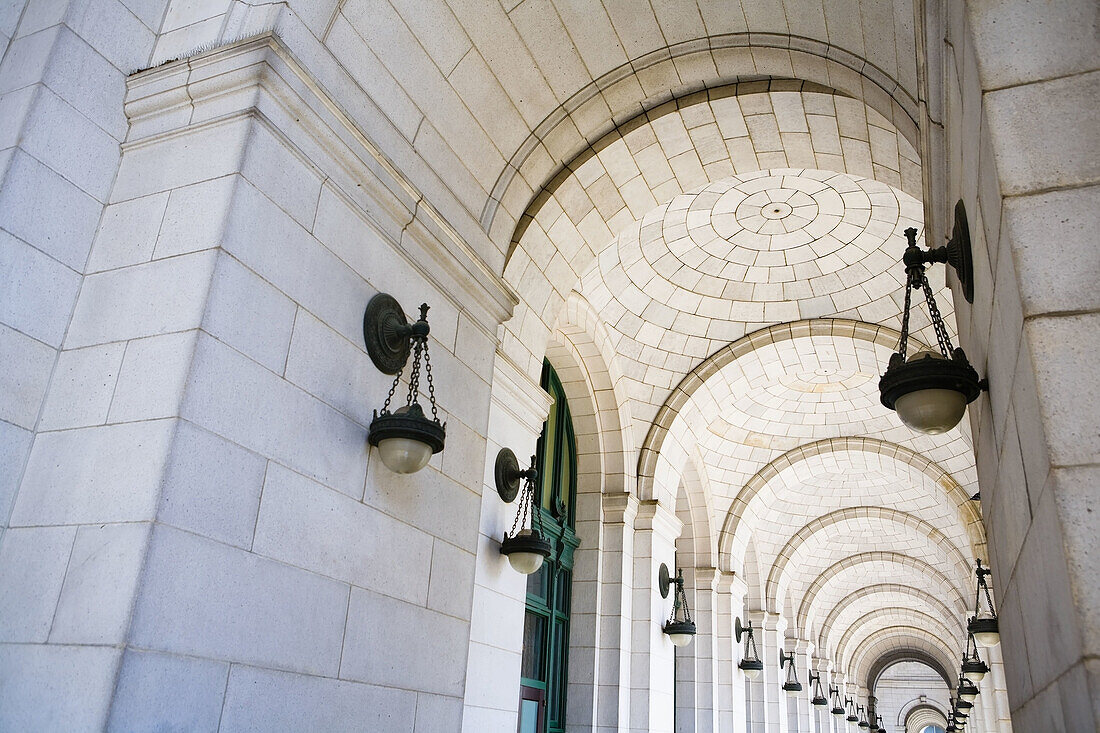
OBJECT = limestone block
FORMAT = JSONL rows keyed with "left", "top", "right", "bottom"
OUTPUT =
{"left": 203, "top": 252, "right": 296, "bottom": 374}
{"left": 0, "top": 26, "right": 56, "bottom": 93}
{"left": 462, "top": 639, "right": 521, "bottom": 710}
{"left": 85, "top": 192, "right": 169, "bottom": 273}
{"left": 967, "top": 0, "right": 1099, "bottom": 89}
{"left": 219, "top": 665, "right": 418, "bottom": 732}
{"left": 107, "top": 649, "right": 229, "bottom": 733}
{"left": 241, "top": 121, "right": 323, "bottom": 229}
{"left": 111, "top": 116, "right": 251, "bottom": 202}
{"left": 364, "top": 451, "right": 481, "bottom": 550}
{"left": 150, "top": 14, "right": 223, "bottom": 67}
{"left": 9, "top": 418, "right": 175, "bottom": 526}
{"left": 20, "top": 86, "right": 119, "bottom": 201}
{"left": 1003, "top": 184, "right": 1100, "bottom": 317}
{"left": 66, "top": 249, "right": 217, "bottom": 348}
{"left": 49, "top": 522, "right": 149, "bottom": 644}
{"left": 1026, "top": 313, "right": 1100, "bottom": 466}
{"left": 0, "top": 232, "right": 80, "bottom": 348}
{"left": 221, "top": 181, "right": 375, "bottom": 349}
{"left": 0, "top": 324, "right": 57, "bottom": 429}
{"left": 252, "top": 463, "right": 434, "bottom": 604}
{"left": 130, "top": 525, "right": 350, "bottom": 675}
{"left": 0, "top": 150, "right": 102, "bottom": 270}
{"left": 38, "top": 342, "right": 125, "bottom": 430}
{"left": 153, "top": 175, "right": 238, "bottom": 259}
{"left": 283, "top": 309, "right": 389, "bottom": 427}
{"left": 182, "top": 333, "right": 368, "bottom": 498}
{"left": 157, "top": 419, "right": 266, "bottom": 548}
{"left": 426, "top": 537, "right": 476, "bottom": 620}
{"left": 162, "top": 0, "right": 228, "bottom": 33}
{"left": 66, "top": 0, "right": 155, "bottom": 71}
{"left": 0, "top": 525, "right": 76, "bottom": 642}
{"left": 1047, "top": 466, "right": 1100, "bottom": 655}
{"left": 108, "top": 330, "right": 198, "bottom": 422}
{"left": 0, "top": 420, "right": 31, "bottom": 525}
{"left": 1013, "top": 484, "right": 1085, "bottom": 692}
{"left": 0, "top": 644, "right": 120, "bottom": 731}
{"left": 414, "top": 693, "right": 464, "bottom": 733}
{"left": 984, "top": 70, "right": 1100, "bottom": 196}
{"left": 341, "top": 587, "right": 470, "bottom": 697}
{"left": 0, "top": 84, "right": 35, "bottom": 152}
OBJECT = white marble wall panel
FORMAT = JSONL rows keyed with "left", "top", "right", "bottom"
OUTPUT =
{"left": 108, "top": 649, "right": 230, "bottom": 732}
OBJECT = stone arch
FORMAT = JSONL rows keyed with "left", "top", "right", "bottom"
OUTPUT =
{"left": 742, "top": 533, "right": 764, "bottom": 612}
{"left": 901, "top": 701, "right": 949, "bottom": 733}
{"left": 765, "top": 507, "right": 974, "bottom": 612}
{"left": 486, "top": 34, "right": 921, "bottom": 242}
{"left": 834, "top": 609, "right": 958, "bottom": 673}
{"left": 718, "top": 437, "right": 984, "bottom": 573}
{"left": 677, "top": 453, "right": 716, "bottom": 569}
{"left": 875, "top": 654, "right": 953, "bottom": 692}
{"left": 639, "top": 318, "right": 914, "bottom": 510}
{"left": 540, "top": 313, "right": 628, "bottom": 730}
{"left": 551, "top": 291, "right": 636, "bottom": 493}
{"left": 847, "top": 627, "right": 959, "bottom": 691}
{"left": 797, "top": 552, "right": 968, "bottom": 634}
{"left": 818, "top": 584, "right": 957, "bottom": 655}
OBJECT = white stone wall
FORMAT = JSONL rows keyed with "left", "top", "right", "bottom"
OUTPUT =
{"left": 924, "top": 1, "right": 1099, "bottom": 730}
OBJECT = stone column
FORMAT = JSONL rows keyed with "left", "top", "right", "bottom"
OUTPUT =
{"left": 462, "top": 354, "right": 552, "bottom": 732}
{"left": 676, "top": 566, "right": 721, "bottom": 733}
{"left": 717, "top": 573, "right": 748, "bottom": 733}
{"left": 598, "top": 492, "right": 639, "bottom": 732}
{"left": 791, "top": 640, "right": 813, "bottom": 733}
{"left": 630, "top": 500, "right": 683, "bottom": 733}
{"left": 751, "top": 611, "right": 788, "bottom": 733}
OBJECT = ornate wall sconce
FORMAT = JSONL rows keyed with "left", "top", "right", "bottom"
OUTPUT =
{"left": 779, "top": 648, "right": 802, "bottom": 693}
{"left": 857, "top": 704, "right": 870, "bottom": 729}
{"left": 967, "top": 558, "right": 1000, "bottom": 647}
{"left": 735, "top": 617, "right": 764, "bottom": 679}
{"left": 364, "top": 294, "right": 445, "bottom": 473}
{"left": 659, "top": 564, "right": 696, "bottom": 647}
{"left": 845, "top": 696, "right": 859, "bottom": 726}
{"left": 496, "top": 448, "right": 551, "bottom": 574}
{"left": 830, "top": 686, "right": 846, "bottom": 717}
{"left": 878, "top": 204, "right": 987, "bottom": 435}
{"left": 961, "top": 631, "right": 990, "bottom": 684}
{"left": 809, "top": 671, "right": 828, "bottom": 706}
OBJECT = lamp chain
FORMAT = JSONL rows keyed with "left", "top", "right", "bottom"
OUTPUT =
{"left": 422, "top": 343, "right": 440, "bottom": 422}
{"left": 380, "top": 367, "right": 403, "bottom": 415}
{"left": 976, "top": 562, "right": 996, "bottom": 616}
{"left": 897, "top": 269, "right": 914, "bottom": 358}
{"left": 921, "top": 274, "right": 955, "bottom": 356}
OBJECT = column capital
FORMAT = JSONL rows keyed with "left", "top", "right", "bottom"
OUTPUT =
{"left": 601, "top": 491, "right": 639, "bottom": 525}
{"left": 633, "top": 498, "right": 683, "bottom": 540}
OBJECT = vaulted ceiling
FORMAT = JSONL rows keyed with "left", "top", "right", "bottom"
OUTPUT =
{"left": 323, "top": 0, "right": 974, "bottom": 690}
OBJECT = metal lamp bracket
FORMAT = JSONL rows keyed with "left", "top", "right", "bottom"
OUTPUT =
{"left": 903, "top": 201, "right": 974, "bottom": 304}
{"left": 735, "top": 616, "right": 750, "bottom": 643}
{"left": 659, "top": 563, "right": 672, "bottom": 598}
{"left": 363, "top": 293, "right": 430, "bottom": 375}
{"left": 780, "top": 649, "right": 794, "bottom": 669}
{"left": 495, "top": 448, "right": 536, "bottom": 503}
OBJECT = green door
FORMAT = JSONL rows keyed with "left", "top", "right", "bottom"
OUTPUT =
{"left": 518, "top": 362, "right": 580, "bottom": 733}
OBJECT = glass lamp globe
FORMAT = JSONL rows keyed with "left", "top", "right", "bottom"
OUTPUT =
{"left": 664, "top": 622, "right": 696, "bottom": 647}
{"left": 892, "top": 351, "right": 969, "bottom": 434}
{"left": 739, "top": 660, "right": 764, "bottom": 680}
{"left": 958, "top": 682, "right": 980, "bottom": 704}
{"left": 962, "top": 659, "right": 988, "bottom": 684}
{"left": 368, "top": 403, "right": 445, "bottom": 474}
{"left": 500, "top": 528, "right": 552, "bottom": 575}
{"left": 969, "top": 613, "right": 1000, "bottom": 648}
{"left": 377, "top": 436, "right": 435, "bottom": 474}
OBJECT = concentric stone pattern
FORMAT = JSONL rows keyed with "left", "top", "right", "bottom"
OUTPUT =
{"left": 580, "top": 169, "right": 939, "bottom": 424}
